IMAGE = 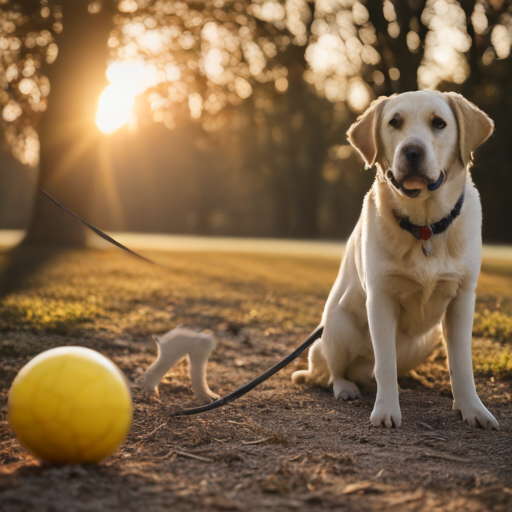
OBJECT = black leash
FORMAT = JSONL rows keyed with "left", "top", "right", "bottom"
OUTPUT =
{"left": 40, "top": 188, "right": 157, "bottom": 265}
{"left": 39, "top": 189, "right": 324, "bottom": 416}
{"left": 174, "top": 325, "right": 324, "bottom": 416}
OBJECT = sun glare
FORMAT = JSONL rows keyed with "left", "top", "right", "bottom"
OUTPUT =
{"left": 96, "top": 84, "right": 136, "bottom": 133}
{"left": 96, "top": 61, "right": 161, "bottom": 133}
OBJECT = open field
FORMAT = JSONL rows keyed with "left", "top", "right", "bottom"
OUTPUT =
{"left": 1, "top": 247, "right": 511, "bottom": 511}
{"left": 2, "top": 229, "right": 512, "bottom": 260}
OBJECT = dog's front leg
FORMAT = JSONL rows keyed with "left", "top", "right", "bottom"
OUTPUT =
{"left": 367, "top": 292, "right": 401, "bottom": 427}
{"left": 445, "top": 290, "right": 499, "bottom": 429}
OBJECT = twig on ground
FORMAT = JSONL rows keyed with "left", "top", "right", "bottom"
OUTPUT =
{"left": 137, "top": 423, "right": 167, "bottom": 440}
{"left": 175, "top": 449, "right": 212, "bottom": 463}
{"left": 342, "top": 481, "right": 374, "bottom": 495}
{"left": 241, "top": 436, "right": 272, "bottom": 445}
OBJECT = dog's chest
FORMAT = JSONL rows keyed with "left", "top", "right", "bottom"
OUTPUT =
{"left": 385, "top": 266, "right": 461, "bottom": 335}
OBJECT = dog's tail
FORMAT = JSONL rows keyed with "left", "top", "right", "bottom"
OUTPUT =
{"left": 291, "top": 336, "right": 331, "bottom": 388}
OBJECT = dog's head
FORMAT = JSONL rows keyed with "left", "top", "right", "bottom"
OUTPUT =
{"left": 347, "top": 91, "right": 494, "bottom": 199}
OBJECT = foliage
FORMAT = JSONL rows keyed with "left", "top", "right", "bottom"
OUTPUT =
{"left": 472, "top": 337, "right": 512, "bottom": 379}
{"left": 106, "top": 0, "right": 512, "bottom": 126}
{"left": 4, "top": 0, "right": 512, "bottom": 159}
{"left": 2, "top": 0, "right": 512, "bottom": 240}
{"left": 112, "top": 0, "right": 305, "bottom": 130}
{"left": 0, "top": 0, "right": 59, "bottom": 164}
{"left": 473, "top": 308, "right": 512, "bottom": 343}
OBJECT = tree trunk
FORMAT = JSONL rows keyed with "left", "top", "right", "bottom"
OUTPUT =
{"left": 24, "top": 0, "right": 116, "bottom": 245}
{"left": 366, "top": 0, "right": 427, "bottom": 94}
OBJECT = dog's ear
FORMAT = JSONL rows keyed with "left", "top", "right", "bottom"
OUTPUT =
{"left": 347, "top": 96, "right": 388, "bottom": 168}
{"left": 447, "top": 93, "right": 494, "bottom": 167}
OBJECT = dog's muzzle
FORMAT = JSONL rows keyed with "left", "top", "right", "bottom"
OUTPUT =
{"left": 386, "top": 170, "right": 445, "bottom": 198}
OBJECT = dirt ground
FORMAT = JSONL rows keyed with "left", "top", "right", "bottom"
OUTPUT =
{"left": 0, "top": 247, "right": 511, "bottom": 511}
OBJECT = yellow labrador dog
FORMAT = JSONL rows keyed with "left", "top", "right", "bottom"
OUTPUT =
{"left": 292, "top": 91, "right": 498, "bottom": 429}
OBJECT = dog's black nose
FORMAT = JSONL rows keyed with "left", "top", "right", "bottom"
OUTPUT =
{"left": 403, "top": 144, "right": 424, "bottom": 164}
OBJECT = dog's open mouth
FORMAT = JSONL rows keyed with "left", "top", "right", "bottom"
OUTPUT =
{"left": 387, "top": 171, "right": 445, "bottom": 198}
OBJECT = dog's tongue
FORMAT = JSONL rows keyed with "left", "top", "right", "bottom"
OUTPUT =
{"left": 402, "top": 177, "right": 426, "bottom": 191}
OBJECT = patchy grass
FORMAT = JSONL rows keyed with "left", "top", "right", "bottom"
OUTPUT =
{"left": 0, "top": 295, "right": 104, "bottom": 334}
{"left": 1, "top": 248, "right": 511, "bottom": 379}
{"left": 472, "top": 338, "right": 512, "bottom": 380}
{"left": 1, "top": 247, "right": 512, "bottom": 512}
{"left": 473, "top": 260, "right": 512, "bottom": 379}
{"left": 473, "top": 309, "right": 512, "bottom": 343}
{"left": 0, "top": 249, "right": 333, "bottom": 343}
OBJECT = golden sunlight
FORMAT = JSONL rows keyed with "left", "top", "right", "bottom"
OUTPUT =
{"left": 96, "top": 61, "right": 161, "bottom": 133}
{"left": 96, "top": 84, "right": 136, "bottom": 133}
{"left": 418, "top": 0, "right": 471, "bottom": 89}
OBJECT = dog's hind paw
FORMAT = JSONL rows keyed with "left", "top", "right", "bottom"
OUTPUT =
{"left": 333, "top": 378, "right": 361, "bottom": 400}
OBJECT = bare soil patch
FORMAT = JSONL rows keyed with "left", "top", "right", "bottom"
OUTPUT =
{"left": 1, "top": 248, "right": 511, "bottom": 511}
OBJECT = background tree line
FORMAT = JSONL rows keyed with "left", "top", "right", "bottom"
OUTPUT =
{"left": 0, "top": 0, "right": 511, "bottom": 243}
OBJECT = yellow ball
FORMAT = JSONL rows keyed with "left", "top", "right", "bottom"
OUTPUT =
{"left": 8, "top": 346, "right": 133, "bottom": 464}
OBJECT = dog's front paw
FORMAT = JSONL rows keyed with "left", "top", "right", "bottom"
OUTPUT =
{"left": 454, "top": 401, "right": 499, "bottom": 429}
{"left": 370, "top": 400, "right": 402, "bottom": 428}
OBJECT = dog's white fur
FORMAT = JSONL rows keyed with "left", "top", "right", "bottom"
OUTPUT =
{"left": 143, "top": 327, "right": 220, "bottom": 404}
{"left": 292, "top": 91, "right": 498, "bottom": 429}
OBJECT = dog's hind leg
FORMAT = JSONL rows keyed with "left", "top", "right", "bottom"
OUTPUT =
{"left": 346, "top": 356, "right": 374, "bottom": 392}
{"left": 322, "top": 309, "right": 368, "bottom": 400}
{"left": 291, "top": 334, "right": 363, "bottom": 400}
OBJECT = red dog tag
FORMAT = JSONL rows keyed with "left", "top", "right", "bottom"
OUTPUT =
{"left": 419, "top": 226, "right": 433, "bottom": 240}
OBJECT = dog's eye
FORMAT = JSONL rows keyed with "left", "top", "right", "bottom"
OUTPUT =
{"left": 432, "top": 117, "right": 446, "bottom": 129}
{"left": 389, "top": 115, "right": 401, "bottom": 128}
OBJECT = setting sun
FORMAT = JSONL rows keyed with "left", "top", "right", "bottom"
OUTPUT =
{"left": 96, "top": 83, "right": 136, "bottom": 133}
{"left": 96, "top": 61, "right": 161, "bottom": 133}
